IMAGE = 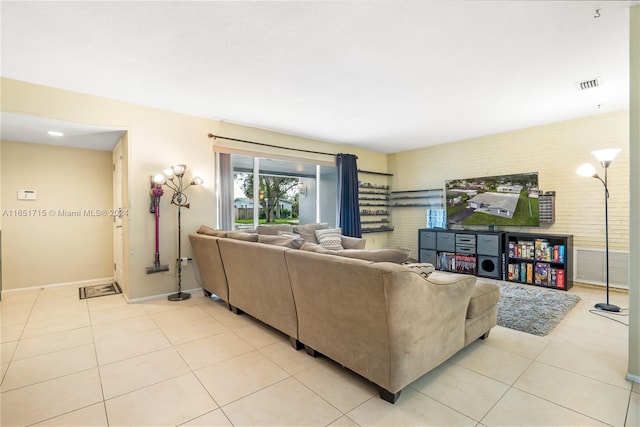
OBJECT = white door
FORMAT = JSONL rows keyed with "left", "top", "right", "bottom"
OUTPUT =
{"left": 113, "top": 139, "right": 124, "bottom": 287}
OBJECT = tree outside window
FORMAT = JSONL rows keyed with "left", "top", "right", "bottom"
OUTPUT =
{"left": 235, "top": 173, "right": 299, "bottom": 223}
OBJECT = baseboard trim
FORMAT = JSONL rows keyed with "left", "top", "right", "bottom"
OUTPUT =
{"left": 124, "top": 287, "right": 203, "bottom": 304}
{"left": 626, "top": 372, "right": 640, "bottom": 384}
{"left": 1, "top": 277, "right": 114, "bottom": 296}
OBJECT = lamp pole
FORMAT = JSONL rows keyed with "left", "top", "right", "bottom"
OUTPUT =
{"left": 152, "top": 165, "right": 202, "bottom": 302}
{"left": 594, "top": 158, "right": 620, "bottom": 312}
{"left": 172, "top": 182, "right": 187, "bottom": 301}
{"left": 577, "top": 148, "right": 621, "bottom": 313}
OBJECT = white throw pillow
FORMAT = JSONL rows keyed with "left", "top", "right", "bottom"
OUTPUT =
{"left": 404, "top": 263, "right": 435, "bottom": 279}
{"left": 315, "top": 227, "right": 344, "bottom": 251}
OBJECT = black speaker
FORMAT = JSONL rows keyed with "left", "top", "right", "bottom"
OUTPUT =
{"left": 477, "top": 255, "right": 500, "bottom": 278}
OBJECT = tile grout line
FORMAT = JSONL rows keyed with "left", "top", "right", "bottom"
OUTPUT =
{"left": 1, "top": 289, "right": 42, "bottom": 386}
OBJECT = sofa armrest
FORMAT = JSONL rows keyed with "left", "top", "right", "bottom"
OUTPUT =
{"left": 382, "top": 268, "right": 476, "bottom": 391}
{"left": 341, "top": 235, "right": 366, "bottom": 249}
{"left": 286, "top": 251, "right": 475, "bottom": 395}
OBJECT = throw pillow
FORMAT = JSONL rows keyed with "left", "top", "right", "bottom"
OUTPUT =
{"left": 404, "top": 263, "right": 435, "bottom": 279}
{"left": 277, "top": 231, "right": 302, "bottom": 240}
{"left": 341, "top": 235, "right": 366, "bottom": 249}
{"left": 258, "top": 234, "right": 305, "bottom": 249}
{"left": 315, "top": 227, "right": 344, "bottom": 251}
{"left": 292, "top": 223, "right": 330, "bottom": 243}
{"left": 300, "top": 242, "right": 330, "bottom": 253}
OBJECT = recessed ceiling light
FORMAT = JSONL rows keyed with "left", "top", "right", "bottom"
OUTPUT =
{"left": 47, "top": 130, "right": 64, "bottom": 137}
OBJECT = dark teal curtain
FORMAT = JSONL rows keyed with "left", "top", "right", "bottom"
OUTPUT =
{"left": 337, "top": 153, "right": 361, "bottom": 237}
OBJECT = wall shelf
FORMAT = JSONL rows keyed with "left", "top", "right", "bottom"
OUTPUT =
{"left": 390, "top": 189, "right": 444, "bottom": 207}
{"left": 358, "top": 173, "right": 445, "bottom": 233}
{"left": 358, "top": 171, "right": 393, "bottom": 234}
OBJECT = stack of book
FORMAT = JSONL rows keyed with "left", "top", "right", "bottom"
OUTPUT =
{"left": 534, "top": 239, "right": 565, "bottom": 263}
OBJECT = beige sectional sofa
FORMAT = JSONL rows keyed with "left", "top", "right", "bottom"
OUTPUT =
{"left": 189, "top": 225, "right": 500, "bottom": 403}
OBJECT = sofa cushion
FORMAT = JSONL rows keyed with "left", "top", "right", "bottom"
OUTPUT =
{"left": 404, "top": 263, "right": 435, "bottom": 278}
{"left": 466, "top": 281, "right": 501, "bottom": 319}
{"left": 315, "top": 228, "right": 344, "bottom": 250}
{"left": 227, "top": 231, "right": 259, "bottom": 242}
{"left": 277, "top": 231, "right": 302, "bottom": 239}
{"left": 197, "top": 225, "right": 228, "bottom": 237}
{"left": 301, "top": 243, "right": 409, "bottom": 264}
{"left": 257, "top": 224, "right": 293, "bottom": 235}
{"left": 258, "top": 234, "right": 305, "bottom": 249}
{"left": 336, "top": 247, "right": 410, "bottom": 264}
{"left": 300, "top": 242, "right": 330, "bottom": 253}
{"left": 341, "top": 235, "right": 366, "bottom": 249}
{"left": 292, "top": 223, "right": 330, "bottom": 243}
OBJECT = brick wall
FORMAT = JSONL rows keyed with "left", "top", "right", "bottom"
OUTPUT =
{"left": 387, "top": 111, "right": 630, "bottom": 259}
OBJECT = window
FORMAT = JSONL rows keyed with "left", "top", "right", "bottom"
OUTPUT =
{"left": 222, "top": 154, "right": 336, "bottom": 230}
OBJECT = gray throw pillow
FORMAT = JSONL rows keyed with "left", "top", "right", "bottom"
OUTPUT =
{"left": 300, "top": 242, "right": 331, "bottom": 253}
{"left": 292, "top": 223, "right": 330, "bottom": 243}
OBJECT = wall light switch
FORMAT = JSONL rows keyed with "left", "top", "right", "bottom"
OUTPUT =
{"left": 17, "top": 189, "right": 37, "bottom": 200}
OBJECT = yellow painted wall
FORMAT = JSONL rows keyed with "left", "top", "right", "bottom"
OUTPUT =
{"left": 2, "top": 77, "right": 630, "bottom": 299}
{"left": 1, "top": 141, "right": 113, "bottom": 288}
{"left": 0, "top": 78, "right": 388, "bottom": 299}
{"left": 388, "top": 111, "right": 630, "bottom": 259}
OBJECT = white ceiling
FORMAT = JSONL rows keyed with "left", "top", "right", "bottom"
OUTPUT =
{"left": 0, "top": 113, "right": 126, "bottom": 151}
{"left": 1, "top": 1, "right": 637, "bottom": 154}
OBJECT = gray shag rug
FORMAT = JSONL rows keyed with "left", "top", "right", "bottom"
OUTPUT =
{"left": 496, "top": 282, "right": 581, "bottom": 336}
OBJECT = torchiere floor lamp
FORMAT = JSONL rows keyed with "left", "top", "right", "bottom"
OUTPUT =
{"left": 153, "top": 164, "right": 203, "bottom": 301}
{"left": 577, "top": 148, "right": 621, "bottom": 313}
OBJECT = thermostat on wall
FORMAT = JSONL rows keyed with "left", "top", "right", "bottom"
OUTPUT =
{"left": 17, "top": 189, "right": 37, "bottom": 200}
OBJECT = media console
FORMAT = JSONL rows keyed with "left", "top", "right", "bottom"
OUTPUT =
{"left": 418, "top": 229, "right": 573, "bottom": 290}
{"left": 418, "top": 229, "right": 504, "bottom": 280}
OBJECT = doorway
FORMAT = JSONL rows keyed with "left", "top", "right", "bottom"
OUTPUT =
{"left": 113, "top": 138, "right": 125, "bottom": 289}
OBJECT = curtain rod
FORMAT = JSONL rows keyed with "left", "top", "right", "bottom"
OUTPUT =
{"left": 358, "top": 169, "right": 393, "bottom": 177}
{"left": 208, "top": 133, "right": 340, "bottom": 157}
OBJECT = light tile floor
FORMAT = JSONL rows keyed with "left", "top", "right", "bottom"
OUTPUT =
{"left": 0, "top": 283, "right": 637, "bottom": 426}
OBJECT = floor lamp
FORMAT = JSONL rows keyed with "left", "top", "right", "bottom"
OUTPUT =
{"left": 153, "top": 165, "right": 203, "bottom": 301}
{"left": 577, "top": 148, "right": 621, "bottom": 313}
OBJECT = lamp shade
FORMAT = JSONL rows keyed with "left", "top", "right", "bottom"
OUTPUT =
{"left": 592, "top": 148, "right": 621, "bottom": 162}
{"left": 172, "top": 164, "right": 187, "bottom": 177}
{"left": 162, "top": 168, "right": 175, "bottom": 179}
{"left": 577, "top": 163, "right": 597, "bottom": 177}
{"left": 191, "top": 176, "right": 203, "bottom": 185}
{"left": 592, "top": 148, "right": 621, "bottom": 168}
{"left": 152, "top": 173, "right": 166, "bottom": 185}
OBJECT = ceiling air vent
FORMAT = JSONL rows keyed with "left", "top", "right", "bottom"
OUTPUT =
{"left": 576, "top": 77, "right": 601, "bottom": 91}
